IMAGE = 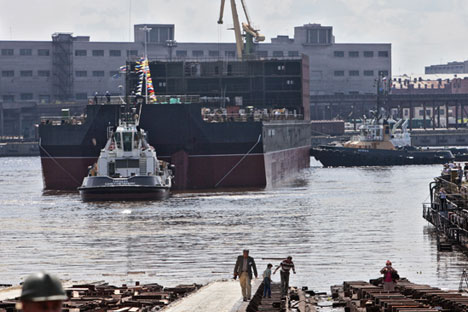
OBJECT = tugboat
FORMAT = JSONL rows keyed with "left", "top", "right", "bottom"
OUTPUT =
{"left": 311, "top": 116, "right": 454, "bottom": 167}
{"left": 78, "top": 109, "right": 173, "bottom": 201}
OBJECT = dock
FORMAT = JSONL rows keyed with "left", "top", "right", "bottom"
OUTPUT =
{"left": 423, "top": 168, "right": 468, "bottom": 252}
{"left": 162, "top": 279, "right": 260, "bottom": 312}
{"left": 336, "top": 278, "right": 468, "bottom": 312}
{"left": 0, "top": 279, "right": 319, "bottom": 312}
{"left": 0, "top": 281, "right": 202, "bottom": 311}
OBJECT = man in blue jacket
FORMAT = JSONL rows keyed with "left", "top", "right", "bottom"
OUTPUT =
{"left": 233, "top": 249, "right": 258, "bottom": 301}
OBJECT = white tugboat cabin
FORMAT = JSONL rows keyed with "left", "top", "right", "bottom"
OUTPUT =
{"left": 78, "top": 117, "right": 173, "bottom": 201}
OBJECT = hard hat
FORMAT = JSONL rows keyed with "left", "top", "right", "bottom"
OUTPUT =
{"left": 20, "top": 272, "right": 67, "bottom": 302}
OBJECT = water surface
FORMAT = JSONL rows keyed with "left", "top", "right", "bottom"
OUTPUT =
{"left": 1, "top": 157, "right": 466, "bottom": 292}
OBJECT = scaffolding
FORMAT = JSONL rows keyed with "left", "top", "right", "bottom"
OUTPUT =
{"left": 52, "top": 33, "right": 74, "bottom": 102}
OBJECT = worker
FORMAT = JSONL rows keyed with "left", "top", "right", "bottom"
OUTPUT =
{"left": 20, "top": 272, "right": 67, "bottom": 312}
{"left": 273, "top": 256, "right": 296, "bottom": 297}
{"left": 233, "top": 249, "right": 258, "bottom": 302}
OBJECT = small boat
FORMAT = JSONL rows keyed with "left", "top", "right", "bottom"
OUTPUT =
{"left": 311, "top": 117, "right": 454, "bottom": 167}
{"left": 78, "top": 112, "right": 173, "bottom": 201}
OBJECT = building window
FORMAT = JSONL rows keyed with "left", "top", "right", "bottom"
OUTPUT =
{"left": 273, "top": 51, "right": 284, "bottom": 57}
{"left": 2, "top": 95, "right": 14, "bottom": 102}
{"left": 20, "top": 70, "right": 32, "bottom": 77}
{"left": 20, "top": 70, "right": 33, "bottom": 77}
{"left": 20, "top": 93, "right": 33, "bottom": 100}
{"left": 378, "top": 51, "right": 389, "bottom": 57}
{"left": 364, "top": 51, "right": 374, "bottom": 57}
{"left": 76, "top": 93, "right": 88, "bottom": 100}
{"left": 334, "top": 70, "right": 345, "bottom": 76}
{"left": 307, "top": 28, "right": 332, "bottom": 44}
{"left": 349, "top": 51, "right": 359, "bottom": 57}
{"left": 257, "top": 51, "right": 268, "bottom": 57}
{"left": 225, "top": 51, "right": 235, "bottom": 58}
{"left": 75, "top": 71, "right": 87, "bottom": 77}
{"left": 208, "top": 50, "right": 219, "bottom": 57}
{"left": 127, "top": 50, "right": 138, "bottom": 56}
{"left": 38, "top": 70, "right": 50, "bottom": 77}
{"left": 176, "top": 50, "right": 187, "bottom": 57}
{"left": 20, "top": 49, "right": 32, "bottom": 56}
{"left": 192, "top": 50, "right": 204, "bottom": 57}
{"left": 1, "top": 70, "right": 14, "bottom": 77}
{"left": 378, "top": 70, "right": 389, "bottom": 77}
{"left": 288, "top": 51, "right": 299, "bottom": 57}
{"left": 109, "top": 70, "right": 120, "bottom": 78}
{"left": 75, "top": 50, "right": 87, "bottom": 56}
{"left": 39, "top": 95, "right": 50, "bottom": 104}
{"left": 92, "top": 70, "right": 105, "bottom": 77}
{"left": 334, "top": 51, "right": 344, "bottom": 57}
{"left": 1, "top": 49, "right": 13, "bottom": 56}
{"left": 92, "top": 50, "right": 104, "bottom": 56}
{"left": 364, "top": 70, "right": 374, "bottom": 76}
{"left": 109, "top": 50, "right": 121, "bottom": 57}
{"left": 38, "top": 49, "right": 50, "bottom": 56}
{"left": 349, "top": 70, "right": 359, "bottom": 76}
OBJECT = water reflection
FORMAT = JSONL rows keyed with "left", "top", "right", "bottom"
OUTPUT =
{"left": 1, "top": 157, "right": 468, "bottom": 292}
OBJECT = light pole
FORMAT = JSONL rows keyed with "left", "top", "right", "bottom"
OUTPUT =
{"left": 140, "top": 25, "right": 152, "bottom": 59}
{"left": 166, "top": 39, "right": 177, "bottom": 61}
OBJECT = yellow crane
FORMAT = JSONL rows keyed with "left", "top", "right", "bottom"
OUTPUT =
{"left": 218, "top": 0, "right": 265, "bottom": 59}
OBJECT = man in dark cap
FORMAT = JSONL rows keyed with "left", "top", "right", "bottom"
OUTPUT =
{"left": 20, "top": 272, "right": 67, "bottom": 312}
{"left": 233, "top": 249, "right": 258, "bottom": 301}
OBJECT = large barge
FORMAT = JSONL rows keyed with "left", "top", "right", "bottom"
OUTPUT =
{"left": 39, "top": 58, "right": 311, "bottom": 190}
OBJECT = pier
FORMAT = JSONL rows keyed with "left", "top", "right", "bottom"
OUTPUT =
{"left": 336, "top": 278, "right": 468, "bottom": 312}
{"left": 423, "top": 168, "right": 468, "bottom": 252}
{"left": 0, "top": 279, "right": 319, "bottom": 312}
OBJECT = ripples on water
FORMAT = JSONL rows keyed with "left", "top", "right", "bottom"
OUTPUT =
{"left": 1, "top": 157, "right": 468, "bottom": 292}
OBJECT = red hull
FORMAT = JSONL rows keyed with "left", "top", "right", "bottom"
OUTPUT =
{"left": 40, "top": 147, "right": 310, "bottom": 190}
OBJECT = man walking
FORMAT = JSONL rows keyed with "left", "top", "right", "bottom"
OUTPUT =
{"left": 273, "top": 256, "right": 296, "bottom": 297}
{"left": 234, "top": 249, "right": 258, "bottom": 301}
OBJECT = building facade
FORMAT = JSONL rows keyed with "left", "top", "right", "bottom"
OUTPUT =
{"left": 425, "top": 61, "right": 468, "bottom": 74}
{"left": 0, "top": 23, "right": 391, "bottom": 104}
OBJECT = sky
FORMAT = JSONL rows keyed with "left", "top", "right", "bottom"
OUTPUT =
{"left": 1, "top": 0, "right": 468, "bottom": 75}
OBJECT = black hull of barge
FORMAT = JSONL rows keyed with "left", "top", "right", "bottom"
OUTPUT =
{"left": 311, "top": 146, "right": 453, "bottom": 167}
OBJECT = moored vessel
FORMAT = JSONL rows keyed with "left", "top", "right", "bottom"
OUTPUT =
{"left": 311, "top": 118, "right": 454, "bottom": 167}
{"left": 78, "top": 111, "right": 173, "bottom": 201}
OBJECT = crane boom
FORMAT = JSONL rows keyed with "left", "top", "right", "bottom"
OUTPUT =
{"left": 230, "top": 0, "right": 244, "bottom": 58}
{"left": 218, "top": 0, "right": 226, "bottom": 24}
{"left": 239, "top": 0, "right": 252, "bottom": 26}
{"left": 218, "top": 0, "right": 264, "bottom": 59}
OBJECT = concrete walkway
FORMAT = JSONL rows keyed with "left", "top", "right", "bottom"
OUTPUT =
{"left": 0, "top": 286, "right": 21, "bottom": 301}
{"left": 163, "top": 279, "right": 261, "bottom": 312}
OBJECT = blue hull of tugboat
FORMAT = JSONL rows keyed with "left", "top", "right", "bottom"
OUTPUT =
{"left": 311, "top": 146, "right": 454, "bottom": 167}
{"left": 78, "top": 176, "right": 170, "bottom": 201}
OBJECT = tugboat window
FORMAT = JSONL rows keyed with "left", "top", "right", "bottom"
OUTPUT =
{"left": 114, "top": 133, "right": 122, "bottom": 149}
{"left": 123, "top": 132, "right": 133, "bottom": 151}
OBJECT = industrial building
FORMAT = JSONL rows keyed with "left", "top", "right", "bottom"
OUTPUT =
{"left": 0, "top": 23, "right": 391, "bottom": 136}
{"left": 425, "top": 61, "right": 468, "bottom": 74}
